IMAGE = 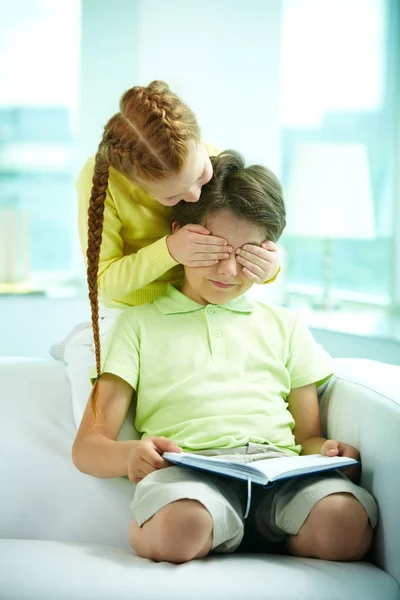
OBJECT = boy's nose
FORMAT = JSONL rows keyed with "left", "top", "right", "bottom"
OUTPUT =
{"left": 217, "top": 253, "right": 237, "bottom": 277}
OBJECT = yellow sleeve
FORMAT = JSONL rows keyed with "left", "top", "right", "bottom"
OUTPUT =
{"left": 77, "top": 158, "right": 178, "bottom": 302}
{"left": 264, "top": 264, "right": 281, "bottom": 285}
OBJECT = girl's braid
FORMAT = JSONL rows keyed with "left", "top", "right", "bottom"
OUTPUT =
{"left": 132, "top": 85, "right": 194, "bottom": 152}
{"left": 86, "top": 146, "right": 109, "bottom": 418}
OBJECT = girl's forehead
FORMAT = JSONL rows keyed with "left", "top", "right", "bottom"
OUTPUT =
{"left": 141, "top": 141, "right": 205, "bottom": 197}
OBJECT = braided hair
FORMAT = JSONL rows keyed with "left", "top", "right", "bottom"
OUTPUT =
{"left": 86, "top": 81, "right": 200, "bottom": 421}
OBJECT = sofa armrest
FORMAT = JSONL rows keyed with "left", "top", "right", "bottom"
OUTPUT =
{"left": 319, "top": 358, "right": 400, "bottom": 585}
{"left": 0, "top": 358, "right": 134, "bottom": 548}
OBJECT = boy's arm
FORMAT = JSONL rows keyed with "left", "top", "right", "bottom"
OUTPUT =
{"left": 287, "top": 383, "right": 361, "bottom": 481}
{"left": 72, "top": 373, "right": 138, "bottom": 478}
{"left": 287, "top": 383, "right": 326, "bottom": 454}
{"left": 72, "top": 373, "right": 181, "bottom": 481}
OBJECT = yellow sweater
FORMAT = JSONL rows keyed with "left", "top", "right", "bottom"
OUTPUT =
{"left": 77, "top": 142, "right": 221, "bottom": 308}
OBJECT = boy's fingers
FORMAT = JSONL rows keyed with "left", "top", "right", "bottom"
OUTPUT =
{"left": 157, "top": 459, "right": 173, "bottom": 470}
{"left": 129, "top": 466, "right": 150, "bottom": 483}
{"left": 153, "top": 436, "right": 182, "bottom": 453}
{"left": 142, "top": 451, "right": 165, "bottom": 469}
{"left": 139, "top": 459, "right": 159, "bottom": 474}
{"left": 320, "top": 439, "right": 339, "bottom": 455}
{"left": 338, "top": 443, "right": 360, "bottom": 460}
{"left": 142, "top": 454, "right": 170, "bottom": 471}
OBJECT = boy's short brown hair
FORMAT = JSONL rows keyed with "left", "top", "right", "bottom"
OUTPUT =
{"left": 173, "top": 150, "right": 286, "bottom": 242}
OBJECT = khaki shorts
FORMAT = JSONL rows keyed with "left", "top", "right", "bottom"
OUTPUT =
{"left": 131, "top": 443, "right": 378, "bottom": 553}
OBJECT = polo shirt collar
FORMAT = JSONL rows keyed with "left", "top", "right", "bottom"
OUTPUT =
{"left": 155, "top": 285, "right": 254, "bottom": 315}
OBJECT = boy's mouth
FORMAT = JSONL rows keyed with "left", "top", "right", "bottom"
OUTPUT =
{"left": 209, "top": 280, "right": 235, "bottom": 289}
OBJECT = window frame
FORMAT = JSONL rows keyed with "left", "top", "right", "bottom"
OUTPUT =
{"left": 281, "top": 0, "right": 399, "bottom": 310}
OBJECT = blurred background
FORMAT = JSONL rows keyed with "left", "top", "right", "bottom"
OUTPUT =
{"left": 0, "top": 0, "right": 399, "bottom": 363}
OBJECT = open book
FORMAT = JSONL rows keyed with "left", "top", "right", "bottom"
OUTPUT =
{"left": 163, "top": 452, "right": 358, "bottom": 518}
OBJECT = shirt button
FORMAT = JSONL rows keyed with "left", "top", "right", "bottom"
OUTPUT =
{"left": 207, "top": 307, "right": 215, "bottom": 315}
{"left": 214, "top": 330, "right": 221, "bottom": 338}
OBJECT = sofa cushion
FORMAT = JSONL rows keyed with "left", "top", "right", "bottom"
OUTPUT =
{"left": 1, "top": 540, "right": 399, "bottom": 600}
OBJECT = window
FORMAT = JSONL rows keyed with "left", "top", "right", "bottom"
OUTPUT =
{"left": 0, "top": 0, "right": 80, "bottom": 288}
{"left": 280, "top": 0, "right": 398, "bottom": 305}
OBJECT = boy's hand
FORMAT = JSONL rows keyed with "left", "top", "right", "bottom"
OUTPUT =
{"left": 320, "top": 439, "right": 361, "bottom": 482}
{"left": 235, "top": 241, "right": 279, "bottom": 283}
{"left": 127, "top": 436, "right": 182, "bottom": 484}
{"left": 167, "top": 224, "right": 232, "bottom": 267}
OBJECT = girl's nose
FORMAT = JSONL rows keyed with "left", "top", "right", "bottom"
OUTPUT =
{"left": 185, "top": 187, "right": 201, "bottom": 203}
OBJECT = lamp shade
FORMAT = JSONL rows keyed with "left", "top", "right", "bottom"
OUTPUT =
{"left": 284, "top": 142, "right": 375, "bottom": 239}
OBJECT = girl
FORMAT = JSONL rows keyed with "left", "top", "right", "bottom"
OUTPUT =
{"left": 53, "top": 80, "right": 280, "bottom": 428}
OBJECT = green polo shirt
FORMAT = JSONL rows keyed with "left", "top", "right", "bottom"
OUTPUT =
{"left": 99, "top": 285, "right": 333, "bottom": 454}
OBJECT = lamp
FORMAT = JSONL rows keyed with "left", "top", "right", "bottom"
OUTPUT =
{"left": 284, "top": 142, "right": 375, "bottom": 310}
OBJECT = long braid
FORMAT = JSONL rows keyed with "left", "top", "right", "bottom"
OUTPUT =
{"left": 86, "top": 147, "right": 109, "bottom": 421}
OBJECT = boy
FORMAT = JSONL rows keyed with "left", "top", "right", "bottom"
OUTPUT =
{"left": 72, "top": 151, "right": 378, "bottom": 564}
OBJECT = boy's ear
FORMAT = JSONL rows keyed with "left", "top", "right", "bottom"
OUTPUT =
{"left": 171, "top": 221, "right": 180, "bottom": 233}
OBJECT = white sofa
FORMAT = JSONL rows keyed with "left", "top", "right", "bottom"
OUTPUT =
{"left": 0, "top": 356, "right": 399, "bottom": 600}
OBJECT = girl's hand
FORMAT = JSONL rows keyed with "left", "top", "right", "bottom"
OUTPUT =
{"left": 320, "top": 439, "right": 361, "bottom": 482}
{"left": 235, "top": 241, "right": 279, "bottom": 283}
{"left": 167, "top": 224, "right": 232, "bottom": 267}
{"left": 128, "top": 436, "right": 182, "bottom": 484}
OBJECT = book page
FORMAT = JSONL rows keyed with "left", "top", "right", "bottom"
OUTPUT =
{"left": 250, "top": 454, "right": 357, "bottom": 481}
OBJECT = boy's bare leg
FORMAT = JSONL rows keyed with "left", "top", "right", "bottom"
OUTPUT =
{"left": 129, "top": 499, "right": 213, "bottom": 563}
{"left": 286, "top": 492, "right": 373, "bottom": 561}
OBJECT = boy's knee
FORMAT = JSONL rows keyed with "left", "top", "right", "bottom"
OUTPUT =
{"left": 313, "top": 494, "right": 372, "bottom": 560}
{"left": 130, "top": 499, "right": 213, "bottom": 563}
{"left": 289, "top": 493, "right": 372, "bottom": 561}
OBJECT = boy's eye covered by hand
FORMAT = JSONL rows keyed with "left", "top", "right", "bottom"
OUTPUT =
{"left": 167, "top": 222, "right": 280, "bottom": 284}
{"left": 179, "top": 209, "right": 268, "bottom": 306}
{"left": 236, "top": 241, "right": 279, "bottom": 283}
{"left": 166, "top": 223, "right": 233, "bottom": 267}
